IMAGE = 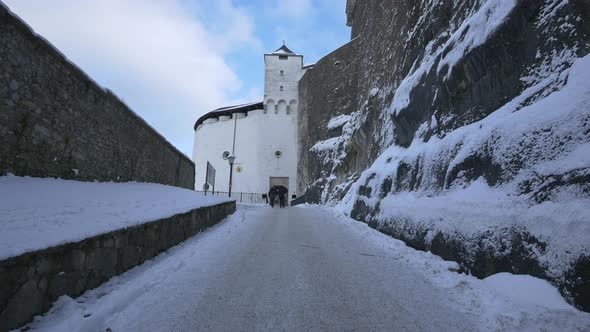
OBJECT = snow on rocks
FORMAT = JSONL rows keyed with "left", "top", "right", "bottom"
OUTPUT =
{"left": 338, "top": 54, "right": 590, "bottom": 284}
{"left": 310, "top": 110, "right": 365, "bottom": 167}
{"left": 301, "top": 0, "right": 589, "bottom": 313}
{"left": 390, "top": 0, "right": 518, "bottom": 116}
{"left": 327, "top": 114, "right": 352, "bottom": 130}
{"left": 310, "top": 137, "right": 339, "bottom": 153}
{"left": 436, "top": 0, "right": 518, "bottom": 77}
{"left": 0, "top": 174, "right": 231, "bottom": 260}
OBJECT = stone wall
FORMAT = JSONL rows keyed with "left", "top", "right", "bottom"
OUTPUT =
{"left": 0, "top": 4, "right": 195, "bottom": 189}
{"left": 297, "top": 38, "right": 365, "bottom": 200}
{"left": 0, "top": 201, "right": 235, "bottom": 331}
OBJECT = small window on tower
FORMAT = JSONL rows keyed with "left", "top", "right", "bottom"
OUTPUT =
{"left": 280, "top": 70, "right": 284, "bottom": 76}
{"left": 280, "top": 86, "right": 284, "bottom": 91}
{"left": 278, "top": 55, "right": 288, "bottom": 60}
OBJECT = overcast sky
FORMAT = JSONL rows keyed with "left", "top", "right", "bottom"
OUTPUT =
{"left": 4, "top": 0, "right": 350, "bottom": 156}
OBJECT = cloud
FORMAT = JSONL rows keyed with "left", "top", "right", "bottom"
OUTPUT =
{"left": 272, "top": 0, "right": 315, "bottom": 20}
{"left": 210, "top": 0, "right": 262, "bottom": 54}
{"left": 4, "top": 0, "right": 261, "bottom": 155}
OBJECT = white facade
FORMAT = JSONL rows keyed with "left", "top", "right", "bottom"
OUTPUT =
{"left": 192, "top": 45, "right": 305, "bottom": 199}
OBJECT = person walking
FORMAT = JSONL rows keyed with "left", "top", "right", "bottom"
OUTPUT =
{"left": 279, "top": 192, "right": 286, "bottom": 208}
{"left": 268, "top": 188, "right": 276, "bottom": 208}
{"left": 275, "top": 186, "right": 287, "bottom": 208}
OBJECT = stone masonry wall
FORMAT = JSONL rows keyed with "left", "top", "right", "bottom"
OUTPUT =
{"left": 0, "top": 201, "right": 236, "bottom": 331}
{"left": 0, "top": 4, "right": 195, "bottom": 189}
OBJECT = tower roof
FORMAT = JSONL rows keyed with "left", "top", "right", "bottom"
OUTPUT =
{"left": 273, "top": 44, "right": 295, "bottom": 54}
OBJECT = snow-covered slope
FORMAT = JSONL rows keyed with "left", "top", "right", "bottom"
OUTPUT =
{"left": 0, "top": 175, "right": 231, "bottom": 260}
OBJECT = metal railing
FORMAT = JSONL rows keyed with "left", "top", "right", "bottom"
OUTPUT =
{"left": 196, "top": 191, "right": 268, "bottom": 204}
{"left": 290, "top": 194, "right": 306, "bottom": 206}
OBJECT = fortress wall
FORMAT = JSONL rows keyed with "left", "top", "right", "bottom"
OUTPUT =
{"left": 297, "top": 37, "right": 362, "bottom": 199}
{"left": 0, "top": 4, "right": 195, "bottom": 189}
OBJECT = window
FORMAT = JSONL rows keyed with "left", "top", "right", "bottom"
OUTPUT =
{"left": 280, "top": 70, "right": 284, "bottom": 76}
{"left": 278, "top": 55, "right": 288, "bottom": 60}
{"left": 280, "top": 86, "right": 284, "bottom": 91}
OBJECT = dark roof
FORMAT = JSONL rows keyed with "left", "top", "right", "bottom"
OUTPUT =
{"left": 274, "top": 44, "right": 295, "bottom": 54}
{"left": 194, "top": 101, "right": 263, "bottom": 130}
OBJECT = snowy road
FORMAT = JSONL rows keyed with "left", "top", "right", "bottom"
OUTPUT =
{"left": 28, "top": 205, "right": 590, "bottom": 331}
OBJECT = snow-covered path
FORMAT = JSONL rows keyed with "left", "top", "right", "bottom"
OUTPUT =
{"left": 27, "top": 205, "right": 590, "bottom": 331}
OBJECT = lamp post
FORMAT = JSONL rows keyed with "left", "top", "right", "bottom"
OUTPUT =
{"left": 227, "top": 154, "right": 236, "bottom": 197}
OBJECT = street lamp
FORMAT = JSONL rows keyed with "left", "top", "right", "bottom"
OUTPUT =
{"left": 227, "top": 154, "right": 236, "bottom": 197}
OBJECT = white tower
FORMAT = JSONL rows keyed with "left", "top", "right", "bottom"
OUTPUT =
{"left": 263, "top": 44, "right": 304, "bottom": 116}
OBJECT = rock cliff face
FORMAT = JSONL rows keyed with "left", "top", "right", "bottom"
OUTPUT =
{"left": 298, "top": 0, "right": 590, "bottom": 310}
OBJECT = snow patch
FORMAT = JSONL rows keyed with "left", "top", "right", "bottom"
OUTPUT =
{"left": 0, "top": 175, "right": 231, "bottom": 260}
{"left": 437, "top": 0, "right": 518, "bottom": 77}
{"left": 310, "top": 110, "right": 365, "bottom": 168}
{"left": 390, "top": 38, "right": 442, "bottom": 116}
{"left": 327, "top": 114, "right": 352, "bottom": 130}
{"left": 482, "top": 273, "right": 573, "bottom": 311}
{"left": 310, "top": 137, "right": 339, "bottom": 153}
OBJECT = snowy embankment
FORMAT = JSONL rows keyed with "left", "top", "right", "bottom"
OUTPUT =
{"left": 337, "top": 54, "right": 590, "bottom": 279}
{"left": 327, "top": 208, "right": 590, "bottom": 331}
{"left": 0, "top": 175, "right": 231, "bottom": 260}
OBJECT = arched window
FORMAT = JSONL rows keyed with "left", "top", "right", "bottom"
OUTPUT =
{"left": 277, "top": 100, "right": 287, "bottom": 114}
{"left": 288, "top": 100, "right": 297, "bottom": 114}
{"left": 265, "top": 99, "right": 275, "bottom": 114}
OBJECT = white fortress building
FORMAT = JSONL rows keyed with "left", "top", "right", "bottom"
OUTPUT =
{"left": 192, "top": 44, "right": 310, "bottom": 199}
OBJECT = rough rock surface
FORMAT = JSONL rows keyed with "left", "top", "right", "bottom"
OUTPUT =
{"left": 0, "top": 4, "right": 195, "bottom": 189}
{"left": 298, "top": 0, "right": 590, "bottom": 310}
